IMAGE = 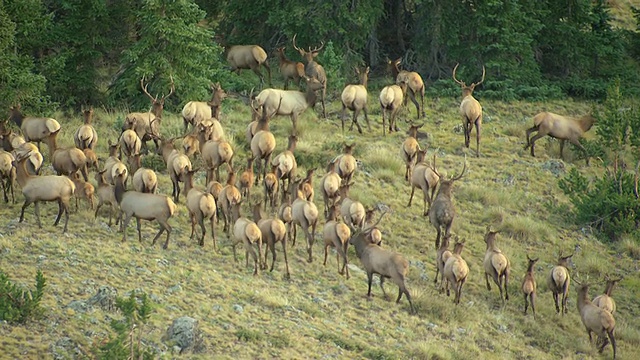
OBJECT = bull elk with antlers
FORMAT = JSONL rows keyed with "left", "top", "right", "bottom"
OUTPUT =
{"left": 388, "top": 58, "right": 425, "bottom": 119}
{"left": 453, "top": 64, "right": 485, "bottom": 157}
{"left": 124, "top": 76, "right": 174, "bottom": 152}
{"left": 293, "top": 34, "right": 327, "bottom": 118}
{"left": 226, "top": 45, "right": 271, "bottom": 87}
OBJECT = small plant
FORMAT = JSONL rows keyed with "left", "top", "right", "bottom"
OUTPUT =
{"left": 0, "top": 269, "right": 46, "bottom": 323}
{"left": 93, "top": 291, "right": 155, "bottom": 360}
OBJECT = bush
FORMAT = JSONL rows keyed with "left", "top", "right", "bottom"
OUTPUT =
{"left": 0, "top": 269, "right": 46, "bottom": 323}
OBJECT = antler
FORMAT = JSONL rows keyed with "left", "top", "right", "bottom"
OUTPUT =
{"left": 452, "top": 63, "right": 465, "bottom": 86}
{"left": 429, "top": 152, "right": 440, "bottom": 177}
{"left": 266, "top": 95, "right": 284, "bottom": 119}
{"left": 292, "top": 34, "right": 302, "bottom": 52}
{"left": 471, "top": 66, "right": 486, "bottom": 88}
{"left": 309, "top": 41, "right": 324, "bottom": 53}
{"left": 450, "top": 154, "right": 467, "bottom": 181}
{"left": 140, "top": 75, "right": 155, "bottom": 101}
{"left": 160, "top": 75, "right": 175, "bottom": 102}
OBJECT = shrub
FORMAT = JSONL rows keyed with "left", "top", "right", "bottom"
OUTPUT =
{"left": 0, "top": 269, "right": 46, "bottom": 323}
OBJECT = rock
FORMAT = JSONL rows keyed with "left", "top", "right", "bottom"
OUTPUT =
{"left": 87, "top": 286, "right": 118, "bottom": 311}
{"left": 163, "top": 316, "right": 203, "bottom": 354}
{"left": 232, "top": 304, "right": 243, "bottom": 313}
{"left": 167, "top": 284, "right": 182, "bottom": 294}
{"left": 66, "top": 300, "right": 88, "bottom": 313}
{"left": 540, "top": 160, "right": 566, "bottom": 177}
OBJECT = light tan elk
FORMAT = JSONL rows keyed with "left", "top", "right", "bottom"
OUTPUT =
{"left": 292, "top": 34, "right": 327, "bottom": 118}
{"left": 253, "top": 203, "right": 290, "bottom": 278}
{"left": 338, "top": 183, "right": 366, "bottom": 230}
{"left": 9, "top": 104, "right": 61, "bottom": 152}
{"left": 575, "top": 280, "right": 617, "bottom": 359}
{"left": 401, "top": 123, "right": 423, "bottom": 181}
{"left": 379, "top": 84, "right": 405, "bottom": 135}
{"left": 522, "top": 255, "right": 539, "bottom": 318}
{"left": 290, "top": 178, "right": 319, "bottom": 263}
{"left": 428, "top": 156, "right": 466, "bottom": 248}
{"left": 250, "top": 108, "right": 277, "bottom": 184}
{"left": 73, "top": 107, "right": 98, "bottom": 150}
{"left": 114, "top": 172, "right": 176, "bottom": 249}
{"left": 70, "top": 171, "right": 95, "bottom": 211}
{"left": 238, "top": 157, "right": 255, "bottom": 203}
{"left": 218, "top": 171, "right": 242, "bottom": 234}
{"left": 124, "top": 76, "right": 174, "bottom": 152}
{"left": 181, "top": 82, "right": 227, "bottom": 132}
{"left": 183, "top": 168, "right": 217, "bottom": 249}
{"left": 341, "top": 66, "right": 370, "bottom": 134}
{"left": 119, "top": 129, "right": 142, "bottom": 159}
{"left": 271, "top": 134, "right": 298, "bottom": 202}
{"left": 0, "top": 150, "right": 16, "bottom": 203}
{"left": 275, "top": 47, "right": 305, "bottom": 90}
{"left": 443, "top": 241, "right": 469, "bottom": 305}
{"left": 196, "top": 122, "right": 233, "bottom": 183}
{"left": 300, "top": 168, "right": 315, "bottom": 201}
{"left": 323, "top": 204, "right": 351, "bottom": 279}
{"left": 253, "top": 77, "right": 324, "bottom": 134}
{"left": 230, "top": 201, "right": 264, "bottom": 275}
{"left": 548, "top": 252, "right": 573, "bottom": 315}
{"left": 483, "top": 227, "right": 511, "bottom": 303}
{"left": 407, "top": 149, "right": 440, "bottom": 216}
{"left": 263, "top": 165, "right": 279, "bottom": 210}
{"left": 349, "top": 212, "right": 415, "bottom": 313}
{"left": 45, "top": 129, "right": 90, "bottom": 182}
{"left": 13, "top": 152, "right": 75, "bottom": 233}
{"left": 94, "top": 170, "right": 118, "bottom": 227}
{"left": 320, "top": 160, "right": 342, "bottom": 217}
{"left": 157, "top": 136, "right": 192, "bottom": 203}
{"left": 524, "top": 112, "right": 595, "bottom": 165}
{"left": 434, "top": 233, "right": 452, "bottom": 286}
{"left": 453, "top": 64, "right": 485, "bottom": 157}
{"left": 227, "top": 45, "right": 271, "bottom": 87}
{"left": 388, "top": 58, "right": 425, "bottom": 119}
{"left": 333, "top": 143, "right": 357, "bottom": 186}
{"left": 592, "top": 276, "right": 623, "bottom": 314}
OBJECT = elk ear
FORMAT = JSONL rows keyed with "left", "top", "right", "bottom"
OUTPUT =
{"left": 365, "top": 66, "right": 370, "bottom": 73}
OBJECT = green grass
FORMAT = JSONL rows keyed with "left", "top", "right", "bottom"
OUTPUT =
{"left": 0, "top": 89, "right": 638, "bottom": 359}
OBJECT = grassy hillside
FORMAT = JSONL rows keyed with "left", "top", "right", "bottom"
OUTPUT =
{"left": 0, "top": 79, "right": 639, "bottom": 360}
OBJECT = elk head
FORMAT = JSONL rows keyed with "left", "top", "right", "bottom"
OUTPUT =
{"left": 292, "top": 34, "right": 324, "bottom": 64}
{"left": 140, "top": 75, "right": 175, "bottom": 118}
{"left": 452, "top": 63, "right": 485, "bottom": 97}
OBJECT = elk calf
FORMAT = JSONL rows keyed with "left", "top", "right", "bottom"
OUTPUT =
{"left": 522, "top": 255, "right": 539, "bottom": 318}
{"left": 443, "top": 241, "right": 469, "bottom": 305}
{"left": 548, "top": 253, "right": 573, "bottom": 315}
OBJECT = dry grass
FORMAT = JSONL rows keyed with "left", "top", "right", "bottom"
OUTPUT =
{"left": 0, "top": 87, "right": 638, "bottom": 360}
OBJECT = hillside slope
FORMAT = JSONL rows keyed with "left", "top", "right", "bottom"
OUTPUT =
{"left": 0, "top": 89, "right": 638, "bottom": 359}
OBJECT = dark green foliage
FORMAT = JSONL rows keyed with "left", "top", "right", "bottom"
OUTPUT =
{"left": 93, "top": 291, "right": 155, "bottom": 360}
{"left": 0, "top": 269, "right": 46, "bottom": 323}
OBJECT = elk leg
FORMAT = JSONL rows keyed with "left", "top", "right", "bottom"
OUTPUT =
{"left": 198, "top": 217, "right": 206, "bottom": 247}
{"left": 569, "top": 138, "right": 590, "bottom": 165}
{"left": 363, "top": 106, "right": 370, "bottom": 131}
{"left": 323, "top": 245, "right": 329, "bottom": 266}
{"left": 282, "top": 239, "right": 290, "bottom": 279}
{"left": 485, "top": 272, "right": 492, "bottom": 291}
{"left": 409, "top": 92, "right": 420, "bottom": 119}
{"left": 321, "top": 87, "right": 327, "bottom": 119}
{"left": 54, "top": 198, "right": 64, "bottom": 226}
{"left": 553, "top": 292, "right": 560, "bottom": 313}
{"left": 382, "top": 108, "right": 387, "bottom": 136}
{"left": 189, "top": 213, "right": 196, "bottom": 240}
{"left": 136, "top": 217, "right": 143, "bottom": 243}
{"left": 379, "top": 276, "right": 389, "bottom": 300}
{"left": 367, "top": 272, "right": 374, "bottom": 297}
{"left": 528, "top": 133, "right": 546, "bottom": 157}
{"left": 504, "top": 271, "right": 509, "bottom": 301}
{"left": 559, "top": 139, "right": 566, "bottom": 160}
{"left": 161, "top": 221, "right": 172, "bottom": 249}
{"left": 269, "top": 241, "right": 277, "bottom": 272}
{"left": 407, "top": 186, "right": 416, "bottom": 207}
{"left": 62, "top": 200, "right": 70, "bottom": 233}
{"left": 524, "top": 125, "right": 538, "bottom": 148}
{"left": 523, "top": 293, "right": 529, "bottom": 315}
{"left": 475, "top": 119, "right": 481, "bottom": 157}
{"left": 341, "top": 104, "right": 347, "bottom": 133}
{"left": 121, "top": 213, "right": 132, "bottom": 242}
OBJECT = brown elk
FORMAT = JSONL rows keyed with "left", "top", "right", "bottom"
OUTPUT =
{"left": 292, "top": 34, "right": 327, "bottom": 118}
{"left": 274, "top": 47, "right": 305, "bottom": 90}
{"left": 124, "top": 76, "right": 174, "bottom": 152}
{"left": 453, "top": 64, "right": 485, "bottom": 157}
{"left": 226, "top": 45, "right": 271, "bottom": 87}
{"left": 341, "top": 66, "right": 370, "bottom": 134}
{"left": 388, "top": 58, "right": 425, "bottom": 119}
{"left": 428, "top": 155, "right": 466, "bottom": 248}
{"left": 522, "top": 255, "right": 539, "bottom": 318}
{"left": 524, "top": 112, "right": 595, "bottom": 165}
{"left": 181, "top": 83, "right": 227, "bottom": 132}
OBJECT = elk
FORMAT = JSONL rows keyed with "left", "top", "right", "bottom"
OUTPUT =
{"left": 253, "top": 203, "right": 290, "bottom": 278}
{"left": 123, "top": 76, "right": 174, "bottom": 152}
{"left": 263, "top": 164, "right": 279, "bottom": 210}
{"left": 238, "top": 157, "right": 255, "bottom": 203}
{"left": 157, "top": 136, "right": 192, "bottom": 203}
{"left": 388, "top": 58, "right": 425, "bottom": 119}
{"left": 119, "top": 129, "right": 142, "bottom": 159}
{"left": 93, "top": 170, "right": 118, "bottom": 227}
{"left": 341, "top": 66, "right": 370, "bottom": 134}
{"left": 114, "top": 172, "right": 176, "bottom": 249}
{"left": 0, "top": 126, "right": 26, "bottom": 152}
{"left": 443, "top": 241, "right": 469, "bottom": 305}
{"left": 453, "top": 64, "right": 485, "bottom": 157}
{"left": 73, "top": 107, "right": 98, "bottom": 150}
{"left": 522, "top": 255, "right": 539, "bottom": 318}
{"left": 592, "top": 276, "right": 623, "bottom": 314}
{"left": 230, "top": 201, "right": 264, "bottom": 275}
{"left": 218, "top": 171, "right": 242, "bottom": 234}
{"left": 103, "top": 141, "right": 128, "bottom": 186}
{"left": 408, "top": 150, "right": 440, "bottom": 216}
{"left": 70, "top": 171, "right": 95, "bottom": 211}
{"left": 575, "top": 280, "right": 617, "bottom": 359}
{"left": 13, "top": 152, "right": 75, "bottom": 233}
{"left": 379, "top": 84, "right": 405, "bottom": 135}
{"left": 300, "top": 168, "right": 315, "bottom": 201}
{"left": 320, "top": 160, "right": 342, "bottom": 218}
{"left": 401, "top": 123, "right": 423, "bottom": 181}
{"left": 196, "top": 123, "right": 233, "bottom": 183}
{"left": 271, "top": 134, "right": 298, "bottom": 202}
{"left": 428, "top": 156, "right": 466, "bottom": 248}
{"left": 333, "top": 143, "right": 357, "bottom": 186}
{"left": 292, "top": 34, "right": 327, "bottom": 118}
{"left": 274, "top": 46, "right": 305, "bottom": 90}
{"left": 338, "top": 183, "right": 366, "bottom": 230}
{"left": 45, "top": 129, "right": 90, "bottom": 182}
{"left": 227, "top": 45, "right": 271, "bottom": 87}
{"left": 348, "top": 211, "right": 415, "bottom": 313}
{"left": 323, "top": 204, "right": 351, "bottom": 279}
{"left": 128, "top": 154, "right": 157, "bottom": 194}
{"left": 434, "top": 233, "right": 452, "bottom": 286}
{"left": 289, "top": 178, "right": 319, "bottom": 263}
{"left": 250, "top": 109, "right": 276, "bottom": 185}
{"left": 252, "top": 77, "right": 324, "bottom": 134}
{"left": 183, "top": 168, "right": 217, "bottom": 249}
{"left": 9, "top": 104, "right": 61, "bottom": 152}
{"left": 524, "top": 112, "right": 596, "bottom": 165}
{"left": 181, "top": 82, "right": 227, "bottom": 132}
{"left": 548, "top": 252, "right": 573, "bottom": 315}
{"left": 483, "top": 227, "right": 510, "bottom": 303}
{"left": 0, "top": 150, "right": 16, "bottom": 203}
